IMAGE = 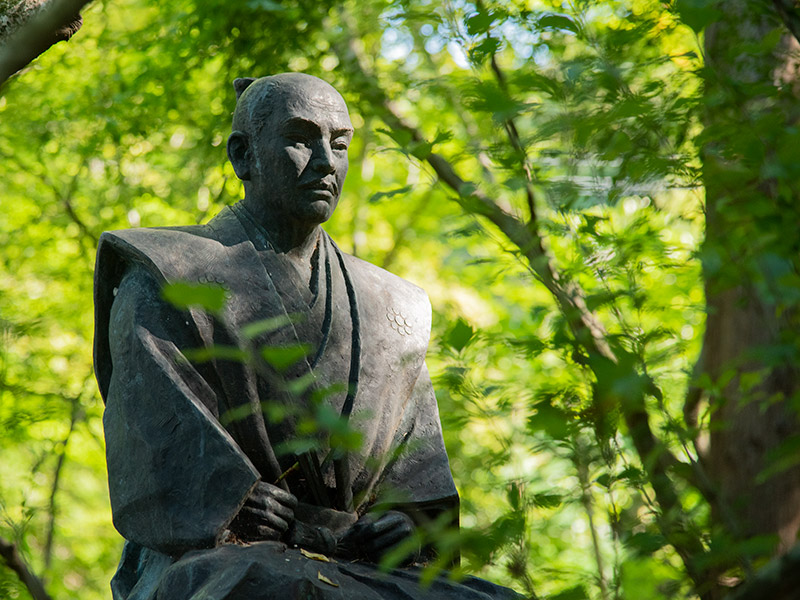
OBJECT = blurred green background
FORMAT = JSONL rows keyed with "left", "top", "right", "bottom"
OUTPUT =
{"left": 2, "top": 0, "right": 799, "bottom": 598}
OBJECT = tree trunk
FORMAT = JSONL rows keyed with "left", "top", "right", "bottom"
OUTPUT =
{"left": 700, "top": 0, "right": 800, "bottom": 553}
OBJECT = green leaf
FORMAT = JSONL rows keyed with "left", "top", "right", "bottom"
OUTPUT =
{"left": 369, "top": 185, "right": 413, "bottom": 203}
{"left": 466, "top": 12, "right": 494, "bottom": 35}
{"left": 409, "top": 140, "right": 434, "bottom": 160}
{"left": 183, "top": 346, "right": 249, "bottom": 363}
{"left": 550, "top": 585, "right": 588, "bottom": 600}
{"left": 445, "top": 318, "right": 474, "bottom": 351}
{"left": 513, "top": 72, "right": 564, "bottom": 98}
{"left": 468, "top": 37, "right": 501, "bottom": 65}
{"left": 286, "top": 372, "right": 317, "bottom": 395}
{"left": 618, "top": 466, "right": 646, "bottom": 485}
{"left": 376, "top": 127, "right": 413, "bottom": 148}
{"left": 376, "top": 127, "right": 450, "bottom": 160}
{"left": 625, "top": 531, "right": 667, "bottom": 555}
{"left": 162, "top": 282, "right": 227, "bottom": 313}
{"left": 506, "top": 481, "right": 522, "bottom": 510}
{"left": 240, "top": 314, "right": 300, "bottom": 340}
{"left": 537, "top": 13, "right": 580, "bottom": 35}
{"left": 528, "top": 399, "right": 571, "bottom": 440}
{"left": 531, "top": 493, "right": 563, "bottom": 508}
{"left": 260, "top": 343, "right": 311, "bottom": 373}
{"left": 462, "top": 79, "right": 527, "bottom": 120}
{"left": 507, "top": 335, "right": 547, "bottom": 356}
{"left": 674, "top": 0, "right": 721, "bottom": 32}
{"left": 595, "top": 472, "right": 612, "bottom": 487}
{"left": 220, "top": 404, "right": 258, "bottom": 426}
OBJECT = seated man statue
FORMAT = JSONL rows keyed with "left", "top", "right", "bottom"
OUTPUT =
{"left": 94, "top": 72, "right": 522, "bottom": 600}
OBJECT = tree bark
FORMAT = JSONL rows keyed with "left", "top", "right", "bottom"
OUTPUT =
{"left": 0, "top": 0, "right": 87, "bottom": 86}
{"left": 699, "top": 0, "right": 800, "bottom": 553}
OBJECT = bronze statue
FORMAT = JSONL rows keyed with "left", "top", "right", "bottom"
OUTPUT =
{"left": 94, "top": 73, "right": 521, "bottom": 599}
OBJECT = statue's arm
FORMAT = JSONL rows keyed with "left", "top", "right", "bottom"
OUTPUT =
{"left": 103, "top": 265, "right": 260, "bottom": 556}
{"left": 377, "top": 364, "right": 459, "bottom": 517}
{"left": 340, "top": 364, "right": 460, "bottom": 563}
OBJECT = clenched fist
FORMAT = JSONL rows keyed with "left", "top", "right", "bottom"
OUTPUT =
{"left": 337, "top": 511, "right": 419, "bottom": 563}
{"left": 229, "top": 481, "right": 297, "bottom": 542}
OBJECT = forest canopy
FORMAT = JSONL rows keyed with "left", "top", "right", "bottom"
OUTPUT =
{"left": 1, "top": 0, "right": 800, "bottom": 599}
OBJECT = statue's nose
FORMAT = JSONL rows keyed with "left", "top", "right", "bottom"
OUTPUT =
{"left": 311, "top": 142, "right": 336, "bottom": 175}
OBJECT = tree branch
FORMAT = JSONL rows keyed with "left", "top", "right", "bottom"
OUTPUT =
{"left": 0, "top": 536, "right": 53, "bottom": 600}
{"left": 0, "top": 0, "right": 89, "bottom": 86}
{"left": 772, "top": 0, "right": 800, "bottom": 45}
{"left": 53, "top": 169, "right": 99, "bottom": 247}
{"left": 61, "top": 193, "right": 98, "bottom": 246}
{"left": 333, "top": 19, "right": 716, "bottom": 596}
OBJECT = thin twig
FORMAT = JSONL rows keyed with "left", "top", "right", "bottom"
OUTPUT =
{"left": 574, "top": 439, "right": 609, "bottom": 600}
{"left": 4, "top": 150, "right": 98, "bottom": 248}
{"left": 407, "top": 25, "right": 497, "bottom": 184}
{"left": 62, "top": 195, "right": 98, "bottom": 246}
{"left": 488, "top": 55, "right": 539, "bottom": 226}
{"left": 473, "top": 0, "right": 538, "bottom": 222}
{"left": 43, "top": 394, "right": 83, "bottom": 568}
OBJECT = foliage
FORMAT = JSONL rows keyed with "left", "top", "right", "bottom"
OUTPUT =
{"left": 0, "top": 0, "right": 798, "bottom": 599}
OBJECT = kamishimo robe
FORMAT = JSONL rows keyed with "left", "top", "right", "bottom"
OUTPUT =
{"left": 94, "top": 204, "right": 522, "bottom": 599}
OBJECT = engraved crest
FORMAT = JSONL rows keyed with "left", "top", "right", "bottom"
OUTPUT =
{"left": 387, "top": 306, "right": 413, "bottom": 336}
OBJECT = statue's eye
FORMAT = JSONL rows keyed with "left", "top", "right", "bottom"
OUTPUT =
{"left": 286, "top": 134, "right": 310, "bottom": 146}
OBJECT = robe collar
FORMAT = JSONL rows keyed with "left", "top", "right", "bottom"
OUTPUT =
{"left": 216, "top": 203, "right": 362, "bottom": 511}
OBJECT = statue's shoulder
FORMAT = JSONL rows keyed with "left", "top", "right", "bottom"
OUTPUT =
{"left": 338, "top": 250, "right": 432, "bottom": 340}
{"left": 341, "top": 252, "right": 429, "bottom": 304}
{"left": 97, "top": 208, "right": 240, "bottom": 284}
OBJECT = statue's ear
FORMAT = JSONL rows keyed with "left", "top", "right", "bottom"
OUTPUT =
{"left": 233, "top": 77, "right": 257, "bottom": 99}
{"left": 227, "top": 131, "right": 251, "bottom": 180}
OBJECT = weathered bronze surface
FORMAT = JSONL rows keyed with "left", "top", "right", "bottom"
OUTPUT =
{"left": 94, "top": 73, "right": 521, "bottom": 599}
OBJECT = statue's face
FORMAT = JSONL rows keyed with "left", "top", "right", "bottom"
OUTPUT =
{"left": 251, "top": 80, "right": 353, "bottom": 226}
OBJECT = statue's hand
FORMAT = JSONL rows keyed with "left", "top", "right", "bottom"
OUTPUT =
{"left": 229, "top": 481, "right": 297, "bottom": 542}
{"left": 337, "top": 511, "right": 418, "bottom": 563}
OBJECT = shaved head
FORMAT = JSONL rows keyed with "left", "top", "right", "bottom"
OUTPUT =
{"left": 232, "top": 73, "right": 349, "bottom": 137}
{"left": 226, "top": 72, "right": 353, "bottom": 231}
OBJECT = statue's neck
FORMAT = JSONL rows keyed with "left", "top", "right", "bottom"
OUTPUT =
{"left": 239, "top": 198, "right": 320, "bottom": 265}
{"left": 265, "top": 222, "right": 320, "bottom": 264}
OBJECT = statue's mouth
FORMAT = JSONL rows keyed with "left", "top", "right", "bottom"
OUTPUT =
{"left": 300, "top": 180, "right": 336, "bottom": 195}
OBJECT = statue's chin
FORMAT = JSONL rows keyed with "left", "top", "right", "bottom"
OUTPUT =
{"left": 298, "top": 194, "right": 338, "bottom": 224}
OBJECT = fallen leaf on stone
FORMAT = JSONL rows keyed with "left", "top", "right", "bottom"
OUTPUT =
{"left": 317, "top": 571, "right": 339, "bottom": 587}
{"left": 301, "top": 548, "right": 330, "bottom": 562}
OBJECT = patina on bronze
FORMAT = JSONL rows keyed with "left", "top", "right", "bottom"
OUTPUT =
{"left": 94, "top": 73, "right": 521, "bottom": 599}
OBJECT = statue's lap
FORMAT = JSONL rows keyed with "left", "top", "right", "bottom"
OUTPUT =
{"left": 155, "top": 542, "right": 522, "bottom": 600}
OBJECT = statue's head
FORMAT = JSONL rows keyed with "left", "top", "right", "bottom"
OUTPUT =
{"left": 227, "top": 73, "right": 353, "bottom": 226}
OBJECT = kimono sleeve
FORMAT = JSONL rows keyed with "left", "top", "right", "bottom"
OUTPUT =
{"left": 375, "top": 365, "right": 459, "bottom": 524}
{"left": 102, "top": 265, "right": 259, "bottom": 556}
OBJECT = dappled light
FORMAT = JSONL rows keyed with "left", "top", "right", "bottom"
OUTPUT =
{"left": 2, "top": 0, "right": 800, "bottom": 598}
